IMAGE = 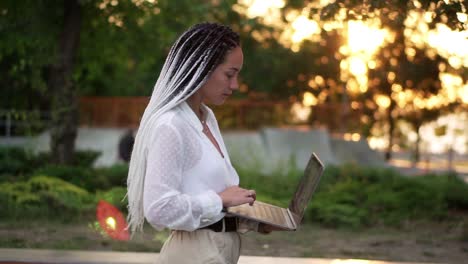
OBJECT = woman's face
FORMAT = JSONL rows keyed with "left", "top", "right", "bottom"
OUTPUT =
{"left": 198, "top": 46, "right": 244, "bottom": 105}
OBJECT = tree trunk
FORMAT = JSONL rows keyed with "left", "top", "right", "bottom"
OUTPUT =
{"left": 49, "top": 0, "right": 82, "bottom": 164}
{"left": 384, "top": 102, "right": 396, "bottom": 161}
{"left": 340, "top": 85, "right": 349, "bottom": 134}
{"left": 414, "top": 124, "right": 421, "bottom": 165}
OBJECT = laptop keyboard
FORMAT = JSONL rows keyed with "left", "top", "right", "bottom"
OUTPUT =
{"left": 228, "top": 201, "right": 291, "bottom": 227}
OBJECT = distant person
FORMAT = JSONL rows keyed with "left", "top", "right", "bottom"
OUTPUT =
{"left": 118, "top": 129, "right": 134, "bottom": 163}
{"left": 126, "top": 23, "right": 274, "bottom": 264}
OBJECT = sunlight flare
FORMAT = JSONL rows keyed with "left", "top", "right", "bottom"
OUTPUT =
{"left": 106, "top": 217, "right": 117, "bottom": 230}
{"left": 303, "top": 92, "right": 318, "bottom": 106}
{"left": 347, "top": 20, "right": 387, "bottom": 54}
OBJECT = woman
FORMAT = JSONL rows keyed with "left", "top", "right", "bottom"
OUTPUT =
{"left": 127, "top": 23, "right": 268, "bottom": 264}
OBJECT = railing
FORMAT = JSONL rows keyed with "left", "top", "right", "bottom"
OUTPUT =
{"left": 79, "top": 97, "right": 149, "bottom": 128}
{"left": 79, "top": 97, "right": 294, "bottom": 129}
{"left": 0, "top": 97, "right": 364, "bottom": 136}
{"left": 0, "top": 109, "right": 50, "bottom": 137}
{"left": 79, "top": 97, "right": 364, "bottom": 131}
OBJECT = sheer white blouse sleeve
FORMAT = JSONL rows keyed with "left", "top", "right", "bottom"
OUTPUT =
{"left": 143, "top": 123, "right": 223, "bottom": 231}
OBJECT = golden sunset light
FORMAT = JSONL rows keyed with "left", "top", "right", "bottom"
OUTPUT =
{"left": 340, "top": 20, "right": 390, "bottom": 95}
{"left": 347, "top": 20, "right": 388, "bottom": 54}
{"left": 235, "top": 0, "right": 285, "bottom": 19}
{"left": 290, "top": 102, "right": 312, "bottom": 123}
{"left": 232, "top": 1, "right": 467, "bottom": 154}
{"left": 106, "top": 217, "right": 117, "bottom": 230}
{"left": 303, "top": 91, "right": 318, "bottom": 106}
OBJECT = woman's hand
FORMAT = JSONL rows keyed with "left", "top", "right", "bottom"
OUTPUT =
{"left": 218, "top": 186, "right": 256, "bottom": 207}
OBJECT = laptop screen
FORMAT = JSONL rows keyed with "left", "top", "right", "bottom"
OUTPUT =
{"left": 288, "top": 152, "right": 325, "bottom": 221}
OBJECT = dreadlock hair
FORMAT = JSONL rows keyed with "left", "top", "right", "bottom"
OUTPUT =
{"left": 126, "top": 22, "right": 240, "bottom": 235}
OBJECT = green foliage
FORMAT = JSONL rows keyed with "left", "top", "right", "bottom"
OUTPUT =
{"left": 96, "top": 186, "right": 127, "bottom": 213}
{"left": 237, "top": 162, "right": 468, "bottom": 228}
{"left": 94, "top": 164, "right": 129, "bottom": 189}
{"left": 0, "top": 175, "right": 95, "bottom": 220}
{"left": 31, "top": 160, "right": 125, "bottom": 192}
{"left": 0, "top": 147, "right": 42, "bottom": 177}
{"left": 237, "top": 165, "right": 303, "bottom": 207}
{"left": 443, "top": 175, "right": 468, "bottom": 210}
{"left": 32, "top": 165, "right": 101, "bottom": 191}
{"left": 321, "top": 0, "right": 467, "bottom": 31}
{"left": 0, "top": 146, "right": 101, "bottom": 182}
{"left": 32, "top": 150, "right": 101, "bottom": 168}
{"left": 309, "top": 165, "right": 461, "bottom": 227}
{"left": 72, "top": 150, "right": 101, "bottom": 167}
{"left": 0, "top": 146, "right": 128, "bottom": 221}
{"left": 0, "top": 110, "right": 47, "bottom": 136}
{"left": 2, "top": 145, "right": 467, "bottom": 229}
{"left": 0, "top": 0, "right": 58, "bottom": 109}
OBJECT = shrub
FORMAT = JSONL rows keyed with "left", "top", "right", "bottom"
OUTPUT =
{"left": 308, "top": 179, "right": 370, "bottom": 227}
{"left": 33, "top": 165, "right": 106, "bottom": 191}
{"left": 0, "top": 176, "right": 95, "bottom": 220}
{"left": 73, "top": 150, "right": 101, "bottom": 167}
{"left": 32, "top": 163, "right": 128, "bottom": 192}
{"left": 237, "top": 165, "right": 301, "bottom": 204}
{"left": 34, "top": 150, "right": 101, "bottom": 168}
{"left": 0, "top": 146, "right": 101, "bottom": 177}
{"left": 236, "top": 162, "right": 468, "bottom": 228}
{"left": 95, "top": 164, "right": 129, "bottom": 189}
{"left": 28, "top": 176, "right": 95, "bottom": 210}
{"left": 0, "top": 147, "right": 42, "bottom": 177}
{"left": 96, "top": 186, "right": 128, "bottom": 213}
{"left": 444, "top": 176, "right": 468, "bottom": 210}
{"left": 307, "top": 165, "right": 468, "bottom": 227}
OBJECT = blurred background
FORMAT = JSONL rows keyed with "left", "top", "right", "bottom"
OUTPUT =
{"left": 0, "top": 0, "right": 467, "bottom": 263}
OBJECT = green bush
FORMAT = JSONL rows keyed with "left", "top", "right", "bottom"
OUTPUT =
{"left": 32, "top": 163, "right": 128, "bottom": 192}
{"left": 73, "top": 150, "right": 101, "bottom": 167}
{"left": 307, "top": 165, "right": 458, "bottom": 227}
{"left": 444, "top": 176, "right": 468, "bottom": 210}
{"left": 96, "top": 186, "right": 128, "bottom": 213}
{"left": 33, "top": 165, "right": 106, "bottom": 191}
{"left": 0, "top": 175, "right": 95, "bottom": 220}
{"left": 95, "top": 164, "right": 129, "bottom": 189}
{"left": 0, "top": 147, "right": 43, "bottom": 177}
{"left": 308, "top": 179, "right": 370, "bottom": 227}
{"left": 33, "top": 150, "right": 101, "bottom": 168}
{"left": 0, "top": 146, "right": 100, "bottom": 179}
{"left": 236, "top": 162, "right": 468, "bottom": 228}
{"left": 237, "top": 165, "right": 301, "bottom": 205}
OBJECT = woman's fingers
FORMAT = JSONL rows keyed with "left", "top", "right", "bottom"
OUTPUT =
{"left": 218, "top": 186, "right": 257, "bottom": 207}
{"left": 247, "top": 189, "right": 256, "bottom": 205}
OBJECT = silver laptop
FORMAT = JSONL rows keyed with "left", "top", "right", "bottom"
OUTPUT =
{"left": 225, "top": 152, "right": 324, "bottom": 231}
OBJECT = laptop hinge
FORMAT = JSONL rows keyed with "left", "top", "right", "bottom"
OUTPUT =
{"left": 286, "top": 209, "right": 299, "bottom": 230}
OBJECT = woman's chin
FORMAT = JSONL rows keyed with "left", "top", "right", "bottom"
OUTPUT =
{"left": 207, "top": 98, "right": 227, "bottom": 105}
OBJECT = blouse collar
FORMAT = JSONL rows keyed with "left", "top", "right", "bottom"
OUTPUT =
{"left": 179, "top": 101, "right": 212, "bottom": 132}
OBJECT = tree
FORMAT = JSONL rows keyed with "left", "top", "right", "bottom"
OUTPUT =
{"left": 1, "top": 0, "right": 234, "bottom": 164}
{"left": 319, "top": 0, "right": 467, "bottom": 160}
{"left": 49, "top": 0, "right": 82, "bottom": 164}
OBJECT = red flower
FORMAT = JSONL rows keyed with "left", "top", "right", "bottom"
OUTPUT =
{"left": 96, "top": 200, "right": 130, "bottom": 241}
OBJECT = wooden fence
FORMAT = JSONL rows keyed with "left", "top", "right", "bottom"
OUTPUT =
{"left": 79, "top": 97, "right": 363, "bottom": 131}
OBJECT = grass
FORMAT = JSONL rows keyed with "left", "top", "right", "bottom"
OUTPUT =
{"left": 2, "top": 215, "right": 467, "bottom": 263}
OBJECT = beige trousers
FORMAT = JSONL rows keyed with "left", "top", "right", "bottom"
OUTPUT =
{"left": 156, "top": 229, "right": 241, "bottom": 264}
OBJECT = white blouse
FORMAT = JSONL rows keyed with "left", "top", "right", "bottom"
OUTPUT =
{"left": 143, "top": 101, "right": 240, "bottom": 231}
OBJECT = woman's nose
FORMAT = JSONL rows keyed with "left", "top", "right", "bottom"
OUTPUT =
{"left": 230, "top": 78, "right": 239, "bottom": 90}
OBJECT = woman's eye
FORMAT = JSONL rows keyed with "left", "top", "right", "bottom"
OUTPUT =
{"left": 226, "top": 73, "right": 235, "bottom": 78}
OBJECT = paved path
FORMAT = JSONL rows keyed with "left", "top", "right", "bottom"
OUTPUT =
{"left": 0, "top": 248, "right": 433, "bottom": 264}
